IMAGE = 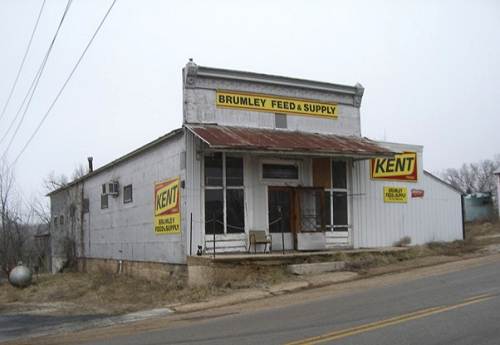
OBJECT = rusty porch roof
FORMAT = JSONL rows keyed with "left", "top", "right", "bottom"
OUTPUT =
{"left": 186, "top": 124, "right": 394, "bottom": 158}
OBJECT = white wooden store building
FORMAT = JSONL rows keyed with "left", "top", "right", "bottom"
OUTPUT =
{"left": 48, "top": 61, "right": 463, "bottom": 271}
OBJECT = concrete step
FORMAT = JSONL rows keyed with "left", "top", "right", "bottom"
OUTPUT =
{"left": 287, "top": 261, "right": 346, "bottom": 275}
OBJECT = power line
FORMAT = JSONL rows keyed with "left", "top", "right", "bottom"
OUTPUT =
{"left": 0, "top": 0, "right": 47, "bottom": 124}
{"left": 10, "top": 0, "right": 119, "bottom": 168}
{"left": 0, "top": 0, "right": 73, "bottom": 158}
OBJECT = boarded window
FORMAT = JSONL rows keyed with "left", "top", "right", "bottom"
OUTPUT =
{"left": 226, "top": 189, "right": 244, "bottom": 233}
{"left": 313, "top": 158, "right": 331, "bottom": 188}
{"left": 262, "top": 164, "right": 298, "bottom": 180}
{"left": 101, "top": 194, "right": 108, "bottom": 209}
{"left": 275, "top": 113, "right": 287, "bottom": 129}
{"left": 123, "top": 184, "right": 133, "bottom": 203}
{"left": 204, "top": 153, "right": 223, "bottom": 186}
{"left": 204, "top": 189, "right": 224, "bottom": 234}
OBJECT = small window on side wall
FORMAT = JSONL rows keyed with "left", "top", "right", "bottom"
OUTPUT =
{"left": 101, "top": 194, "right": 108, "bottom": 209}
{"left": 83, "top": 198, "right": 89, "bottom": 213}
{"left": 123, "top": 184, "right": 133, "bottom": 203}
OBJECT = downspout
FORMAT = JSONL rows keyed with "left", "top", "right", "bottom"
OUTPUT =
{"left": 461, "top": 194, "right": 466, "bottom": 240}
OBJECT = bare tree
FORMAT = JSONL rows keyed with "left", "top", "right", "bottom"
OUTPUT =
{"left": 43, "top": 164, "right": 87, "bottom": 194}
{"left": 43, "top": 171, "right": 69, "bottom": 193}
{"left": 441, "top": 158, "right": 499, "bottom": 194}
{"left": 0, "top": 159, "right": 33, "bottom": 274}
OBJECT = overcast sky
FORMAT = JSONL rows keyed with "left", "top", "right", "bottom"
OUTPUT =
{"left": 1, "top": 0, "right": 499, "bottom": 201}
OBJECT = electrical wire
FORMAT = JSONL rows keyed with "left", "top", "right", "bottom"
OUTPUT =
{"left": 0, "top": 0, "right": 46, "bottom": 124}
{"left": 9, "top": 0, "right": 118, "bottom": 168}
{"left": 0, "top": 0, "right": 73, "bottom": 158}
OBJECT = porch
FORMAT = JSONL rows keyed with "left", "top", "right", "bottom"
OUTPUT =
{"left": 187, "top": 124, "right": 395, "bottom": 255}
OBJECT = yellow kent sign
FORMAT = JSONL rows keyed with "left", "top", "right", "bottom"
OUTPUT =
{"left": 154, "top": 177, "right": 180, "bottom": 235}
{"left": 216, "top": 91, "right": 338, "bottom": 119}
{"left": 371, "top": 152, "right": 418, "bottom": 181}
{"left": 384, "top": 187, "right": 408, "bottom": 203}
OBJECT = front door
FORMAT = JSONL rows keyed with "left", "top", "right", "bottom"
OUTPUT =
{"left": 268, "top": 187, "right": 294, "bottom": 251}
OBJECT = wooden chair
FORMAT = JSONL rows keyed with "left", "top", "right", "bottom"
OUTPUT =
{"left": 248, "top": 230, "right": 272, "bottom": 254}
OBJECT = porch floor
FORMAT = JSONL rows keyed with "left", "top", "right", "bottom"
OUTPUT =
{"left": 187, "top": 246, "right": 409, "bottom": 265}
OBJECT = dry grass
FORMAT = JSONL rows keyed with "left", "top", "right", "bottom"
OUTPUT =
{"left": 346, "top": 221, "right": 500, "bottom": 274}
{"left": 0, "top": 270, "right": 221, "bottom": 315}
{"left": 0, "top": 264, "right": 294, "bottom": 315}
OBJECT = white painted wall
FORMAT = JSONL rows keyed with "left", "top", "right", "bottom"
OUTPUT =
{"left": 351, "top": 142, "right": 463, "bottom": 248}
{"left": 183, "top": 75, "right": 361, "bottom": 136}
{"left": 79, "top": 133, "right": 187, "bottom": 264}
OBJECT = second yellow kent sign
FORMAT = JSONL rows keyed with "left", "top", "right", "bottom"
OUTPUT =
{"left": 216, "top": 90, "right": 338, "bottom": 119}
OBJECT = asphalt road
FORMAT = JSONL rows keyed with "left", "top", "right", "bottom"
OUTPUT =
{"left": 79, "top": 258, "right": 500, "bottom": 345}
{"left": 0, "top": 314, "right": 106, "bottom": 343}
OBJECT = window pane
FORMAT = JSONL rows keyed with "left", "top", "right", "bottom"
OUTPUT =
{"left": 226, "top": 189, "right": 245, "bottom": 233}
{"left": 332, "top": 161, "right": 347, "bottom": 189}
{"left": 205, "top": 189, "right": 224, "bottom": 234}
{"left": 123, "top": 185, "right": 133, "bottom": 203}
{"left": 332, "top": 192, "right": 348, "bottom": 226}
{"left": 226, "top": 156, "right": 243, "bottom": 186}
{"left": 262, "top": 164, "right": 298, "bottom": 179}
{"left": 324, "top": 192, "right": 332, "bottom": 228}
{"left": 204, "top": 153, "right": 223, "bottom": 186}
{"left": 101, "top": 194, "right": 108, "bottom": 209}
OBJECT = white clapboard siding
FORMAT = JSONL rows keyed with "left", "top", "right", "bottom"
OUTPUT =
{"left": 325, "top": 231, "right": 350, "bottom": 248}
{"left": 204, "top": 233, "right": 247, "bottom": 253}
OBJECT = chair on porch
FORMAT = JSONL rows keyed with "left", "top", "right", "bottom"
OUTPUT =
{"left": 247, "top": 230, "right": 272, "bottom": 254}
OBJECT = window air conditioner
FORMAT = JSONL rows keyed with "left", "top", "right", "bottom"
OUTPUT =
{"left": 108, "top": 181, "right": 119, "bottom": 197}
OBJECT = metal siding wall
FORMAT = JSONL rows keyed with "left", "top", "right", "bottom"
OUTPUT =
{"left": 185, "top": 132, "right": 203, "bottom": 256}
{"left": 352, "top": 148, "right": 462, "bottom": 248}
{"left": 81, "top": 134, "right": 187, "bottom": 264}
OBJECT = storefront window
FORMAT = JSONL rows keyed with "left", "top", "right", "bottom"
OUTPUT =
{"left": 325, "top": 160, "right": 349, "bottom": 231}
{"left": 332, "top": 191, "right": 348, "bottom": 226}
{"left": 332, "top": 161, "right": 347, "bottom": 188}
{"left": 226, "top": 189, "right": 244, "bottom": 233}
{"left": 204, "top": 190, "right": 224, "bottom": 234}
{"left": 204, "top": 153, "right": 223, "bottom": 186}
{"left": 226, "top": 156, "right": 244, "bottom": 186}
{"left": 205, "top": 153, "right": 245, "bottom": 235}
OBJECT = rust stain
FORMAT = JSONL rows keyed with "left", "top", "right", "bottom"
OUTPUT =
{"left": 188, "top": 125, "right": 393, "bottom": 156}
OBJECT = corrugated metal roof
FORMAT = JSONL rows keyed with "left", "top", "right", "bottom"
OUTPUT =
{"left": 187, "top": 124, "right": 393, "bottom": 158}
